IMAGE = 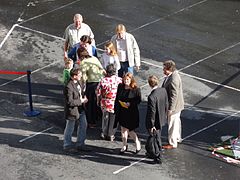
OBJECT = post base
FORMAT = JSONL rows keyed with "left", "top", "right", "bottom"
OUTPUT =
{"left": 24, "top": 110, "right": 41, "bottom": 117}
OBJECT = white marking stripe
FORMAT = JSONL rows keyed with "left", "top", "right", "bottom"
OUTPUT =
{"left": 18, "top": 0, "right": 81, "bottom": 24}
{"left": 129, "top": 0, "right": 208, "bottom": 33}
{"left": 0, "top": 60, "right": 58, "bottom": 87}
{"left": 182, "top": 111, "right": 240, "bottom": 141}
{"left": 113, "top": 158, "right": 146, "bottom": 175}
{"left": 17, "top": 24, "right": 64, "bottom": 40}
{"left": 0, "top": 24, "right": 18, "bottom": 49}
{"left": 19, "top": 126, "right": 54, "bottom": 143}
{"left": 179, "top": 41, "right": 240, "bottom": 71}
{"left": 179, "top": 72, "right": 240, "bottom": 92}
{"left": 141, "top": 60, "right": 240, "bottom": 92}
{"left": 0, "top": 89, "right": 60, "bottom": 99}
{"left": 97, "top": 0, "right": 208, "bottom": 46}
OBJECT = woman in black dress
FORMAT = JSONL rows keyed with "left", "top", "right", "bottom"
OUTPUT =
{"left": 114, "top": 72, "right": 141, "bottom": 154}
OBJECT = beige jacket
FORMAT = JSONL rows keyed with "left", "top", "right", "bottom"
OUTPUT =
{"left": 162, "top": 70, "right": 184, "bottom": 114}
{"left": 111, "top": 32, "right": 140, "bottom": 67}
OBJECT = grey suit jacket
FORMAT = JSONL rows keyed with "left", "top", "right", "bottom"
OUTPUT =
{"left": 162, "top": 70, "right": 184, "bottom": 114}
{"left": 145, "top": 87, "right": 169, "bottom": 130}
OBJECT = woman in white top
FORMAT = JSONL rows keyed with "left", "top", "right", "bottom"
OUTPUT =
{"left": 101, "top": 41, "right": 120, "bottom": 75}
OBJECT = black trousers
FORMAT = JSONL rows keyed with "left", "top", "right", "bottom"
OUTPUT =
{"left": 85, "top": 82, "right": 102, "bottom": 124}
{"left": 148, "top": 129, "right": 162, "bottom": 148}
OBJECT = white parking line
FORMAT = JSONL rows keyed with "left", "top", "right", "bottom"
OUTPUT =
{"left": 182, "top": 111, "right": 240, "bottom": 141}
{"left": 0, "top": 60, "right": 58, "bottom": 87}
{"left": 0, "top": 24, "right": 18, "bottom": 49}
{"left": 17, "top": 24, "right": 64, "bottom": 40}
{"left": 97, "top": 0, "right": 208, "bottom": 46}
{"left": 140, "top": 60, "right": 240, "bottom": 92}
{"left": 130, "top": 0, "right": 208, "bottom": 33}
{"left": 18, "top": 0, "right": 81, "bottom": 25}
{"left": 19, "top": 126, "right": 54, "bottom": 143}
{"left": 179, "top": 41, "right": 240, "bottom": 71}
{"left": 113, "top": 158, "right": 146, "bottom": 175}
{"left": 0, "top": 89, "right": 60, "bottom": 99}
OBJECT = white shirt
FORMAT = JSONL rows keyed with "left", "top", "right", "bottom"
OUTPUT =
{"left": 116, "top": 37, "right": 127, "bottom": 62}
{"left": 101, "top": 53, "right": 121, "bottom": 71}
{"left": 163, "top": 72, "right": 173, "bottom": 86}
{"left": 64, "top": 23, "right": 94, "bottom": 49}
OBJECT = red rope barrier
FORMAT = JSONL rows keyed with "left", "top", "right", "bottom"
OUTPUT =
{"left": 0, "top": 70, "right": 28, "bottom": 75}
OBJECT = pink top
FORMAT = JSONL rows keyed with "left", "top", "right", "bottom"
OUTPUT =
{"left": 96, "top": 75, "right": 122, "bottom": 113}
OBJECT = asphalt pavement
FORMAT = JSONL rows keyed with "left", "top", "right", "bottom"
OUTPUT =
{"left": 0, "top": 0, "right": 239, "bottom": 179}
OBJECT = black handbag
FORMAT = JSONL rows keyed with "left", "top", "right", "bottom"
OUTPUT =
{"left": 145, "top": 132, "right": 161, "bottom": 159}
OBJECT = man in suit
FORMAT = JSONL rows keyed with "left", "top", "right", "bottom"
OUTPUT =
{"left": 145, "top": 75, "right": 169, "bottom": 163}
{"left": 63, "top": 68, "right": 90, "bottom": 152}
{"left": 162, "top": 60, "right": 184, "bottom": 149}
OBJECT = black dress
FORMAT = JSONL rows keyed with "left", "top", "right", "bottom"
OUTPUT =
{"left": 114, "top": 83, "right": 141, "bottom": 131}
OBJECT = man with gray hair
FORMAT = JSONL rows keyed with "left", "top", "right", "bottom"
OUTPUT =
{"left": 64, "top": 13, "right": 95, "bottom": 59}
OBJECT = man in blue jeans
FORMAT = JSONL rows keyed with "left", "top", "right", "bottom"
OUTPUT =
{"left": 111, "top": 24, "right": 141, "bottom": 77}
{"left": 63, "top": 68, "right": 91, "bottom": 152}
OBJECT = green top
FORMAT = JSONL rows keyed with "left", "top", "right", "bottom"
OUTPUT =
{"left": 80, "top": 56, "right": 104, "bottom": 83}
{"left": 63, "top": 68, "right": 71, "bottom": 85}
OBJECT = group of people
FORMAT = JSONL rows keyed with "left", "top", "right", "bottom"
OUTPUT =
{"left": 62, "top": 13, "right": 184, "bottom": 164}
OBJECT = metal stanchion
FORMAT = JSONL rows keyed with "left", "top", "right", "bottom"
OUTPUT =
{"left": 23, "top": 70, "right": 41, "bottom": 117}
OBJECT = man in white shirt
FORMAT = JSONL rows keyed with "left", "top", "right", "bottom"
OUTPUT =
{"left": 64, "top": 14, "right": 95, "bottom": 60}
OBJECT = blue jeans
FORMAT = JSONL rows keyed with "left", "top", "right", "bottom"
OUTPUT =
{"left": 118, "top": 61, "right": 134, "bottom": 77}
{"left": 63, "top": 112, "right": 87, "bottom": 148}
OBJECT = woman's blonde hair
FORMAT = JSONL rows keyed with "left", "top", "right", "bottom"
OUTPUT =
{"left": 105, "top": 41, "right": 117, "bottom": 56}
{"left": 123, "top": 72, "right": 138, "bottom": 89}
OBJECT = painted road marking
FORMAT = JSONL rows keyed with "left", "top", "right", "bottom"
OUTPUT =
{"left": 19, "top": 126, "right": 54, "bottom": 143}
{"left": 18, "top": 0, "right": 81, "bottom": 25}
{"left": 97, "top": 0, "right": 208, "bottom": 46}
{"left": 0, "top": 24, "right": 18, "bottom": 49}
{"left": 113, "top": 158, "right": 146, "bottom": 175}
{"left": 182, "top": 111, "right": 240, "bottom": 141}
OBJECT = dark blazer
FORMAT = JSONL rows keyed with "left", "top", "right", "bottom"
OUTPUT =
{"left": 162, "top": 70, "right": 184, "bottom": 114}
{"left": 64, "top": 79, "right": 83, "bottom": 121}
{"left": 145, "top": 87, "right": 168, "bottom": 130}
{"left": 114, "top": 83, "right": 141, "bottom": 131}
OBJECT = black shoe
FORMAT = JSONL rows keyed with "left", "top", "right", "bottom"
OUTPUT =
{"left": 119, "top": 145, "right": 128, "bottom": 155}
{"left": 63, "top": 146, "right": 78, "bottom": 153}
{"left": 154, "top": 158, "right": 162, "bottom": 164}
{"left": 77, "top": 145, "right": 92, "bottom": 152}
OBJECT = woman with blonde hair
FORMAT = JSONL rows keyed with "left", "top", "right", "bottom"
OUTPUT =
{"left": 101, "top": 41, "right": 120, "bottom": 75}
{"left": 114, "top": 72, "right": 141, "bottom": 154}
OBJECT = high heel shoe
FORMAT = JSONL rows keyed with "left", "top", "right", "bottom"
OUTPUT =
{"left": 119, "top": 145, "right": 128, "bottom": 155}
{"left": 135, "top": 140, "right": 141, "bottom": 154}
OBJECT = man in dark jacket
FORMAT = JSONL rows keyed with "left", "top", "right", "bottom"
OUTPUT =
{"left": 145, "top": 75, "right": 168, "bottom": 163}
{"left": 63, "top": 68, "right": 90, "bottom": 152}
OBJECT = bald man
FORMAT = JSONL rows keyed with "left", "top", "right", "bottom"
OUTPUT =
{"left": 64, "top": 14, "right": 95, "bottom": 59}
